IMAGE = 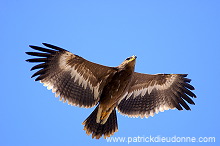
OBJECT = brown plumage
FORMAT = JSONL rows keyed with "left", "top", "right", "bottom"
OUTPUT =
{"left": 26, "top": 43, "right": 196, "bottom": 139}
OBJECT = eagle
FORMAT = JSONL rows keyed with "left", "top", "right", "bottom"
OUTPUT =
{"left": 26, "top": 43, "right": 196, "bottom": 139}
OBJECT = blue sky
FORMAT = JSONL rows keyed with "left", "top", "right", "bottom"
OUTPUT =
{"left": 1, "top": 0, "right": 220, "bottom": 145}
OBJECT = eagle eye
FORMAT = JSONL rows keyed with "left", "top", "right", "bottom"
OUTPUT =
{"left": 126, "top": 57, "right": 131, "bottom": 60}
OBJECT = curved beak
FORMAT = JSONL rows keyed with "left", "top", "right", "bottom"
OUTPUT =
{"left": 130, "top": 55, "right": 137, "bottom": 61}
{"left": 132, "top": 55, "right": 137, "bottom": 59}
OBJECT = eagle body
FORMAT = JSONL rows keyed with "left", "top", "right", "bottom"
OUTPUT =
{"left": 26, "top": 43, "right": 196, "bottom": 139}
{"left": 97, "top": 61, "right": 135, "bottom": 124}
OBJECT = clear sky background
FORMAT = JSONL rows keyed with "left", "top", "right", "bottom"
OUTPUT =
{"left": 1, "top": 0, "right": 220, "bottom": 146}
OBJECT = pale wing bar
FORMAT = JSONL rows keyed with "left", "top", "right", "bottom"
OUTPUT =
{"left": 117, "top": 74, "right": 196, "bottom": 118}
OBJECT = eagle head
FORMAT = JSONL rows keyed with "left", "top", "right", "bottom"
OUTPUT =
{"left": 118, "top": 55, "right": 137, "bottom": 69}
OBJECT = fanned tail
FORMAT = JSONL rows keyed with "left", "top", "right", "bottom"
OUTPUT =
{"left": 82, "top": 106, "right": 118, "bottom": 139}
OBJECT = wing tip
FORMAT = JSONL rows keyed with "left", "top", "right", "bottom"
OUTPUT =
{"left": 42, "top": 43, "right": 66, "bottom": 51}
{"left": 181, "top": 74, "right": 188, "bottom": 77}
{"left": 42, "top": 42, "right": 50, "bottom": 46}
{"left": 29, "top": 45, "right": 37, "bottom": 49}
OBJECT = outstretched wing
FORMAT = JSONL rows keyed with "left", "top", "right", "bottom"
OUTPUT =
{"left": 117, "top": 73, "right": 196, "bottom": 118}
{"left": 26, "top": 43, "right": 116, "bottom": 108}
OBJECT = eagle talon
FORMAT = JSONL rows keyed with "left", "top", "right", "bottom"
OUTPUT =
{"left": 100, "top": 111, "right": 109, "bottom": 120}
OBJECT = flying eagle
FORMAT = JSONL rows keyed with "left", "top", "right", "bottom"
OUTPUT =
{"left": 26, "top": 43, "right": 196, "bottom": 139}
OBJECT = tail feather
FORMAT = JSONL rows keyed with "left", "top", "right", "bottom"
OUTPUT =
{"left": 82, "top": 106, "right": 118, "bottom": 139}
